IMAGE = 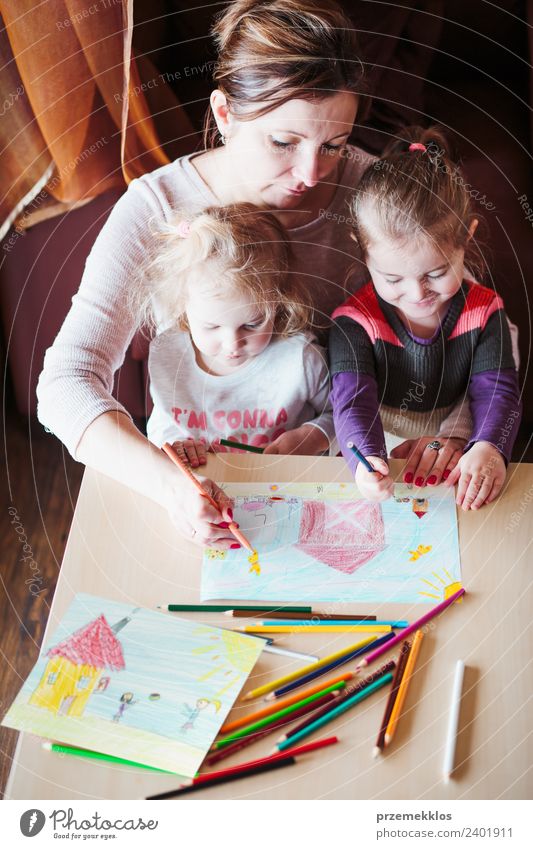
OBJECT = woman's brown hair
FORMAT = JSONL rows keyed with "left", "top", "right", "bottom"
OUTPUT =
{"left": 204, "top": 0, "right": 364, "bottom": 147}
{"left": 350, "top": 126, "right": 486, "bottom": 278}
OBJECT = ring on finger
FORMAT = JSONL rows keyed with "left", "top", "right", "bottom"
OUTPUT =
{"left": 427, "top": 440, "right": 442, "bottom": 451}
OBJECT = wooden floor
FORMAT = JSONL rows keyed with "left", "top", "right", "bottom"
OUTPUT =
{"left": 0, "top": 407, "right": 83, "bottom": 798}
{"left": 1, "top": 403, "right": 531, "bottom": 798}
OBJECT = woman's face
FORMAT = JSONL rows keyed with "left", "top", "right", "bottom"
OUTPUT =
{"left": 216, "top": 90, "right": 358, "bottom": 209}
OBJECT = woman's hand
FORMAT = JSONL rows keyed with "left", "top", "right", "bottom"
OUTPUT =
{"left": 355, "top": 457, "right": 394, "bottom": 501}
{"left": 263, "top": 425, "right": 329, "bottom": 456}
{"left": 390, "top": 436, "right": 466, "bottom": 486}
{"left": 171, "top": 438, "right": 208, "bottom": 468}
{"left": 165, "top": 476, "right": 238, "bottom": 549}
{"left": 444, "top": 441, "right": 506, "bottom": 510}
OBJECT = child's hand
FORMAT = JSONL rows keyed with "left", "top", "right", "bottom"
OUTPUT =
{"left": 171, "top": 438, "right": 208, "bottom": 468}
{"left": 263, "top": 425, "right": 329, "bottom": 456}
{"left": 390, "top": 436, "right": 466, "bottom": 486}
{"left": 355, "top": 457, "right": 394, "bottom": 501}
{"left": 444, "top": 441, "right": 506, "bottom": 510}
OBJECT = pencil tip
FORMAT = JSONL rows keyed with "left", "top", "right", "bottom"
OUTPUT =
{"left": 42, "top": 741, "right": 52, "bottom": 750}
{"left": 443, "top": 773, "right": 451, "bottom": 783}
{"left": 223, "top": 610, "right": 232, "bottom": 616}
{"left": 372, "top": 746, "right": 381, "bottom": 758}
{"left": 264, "top": 693, "right": 275, "bottom": 702}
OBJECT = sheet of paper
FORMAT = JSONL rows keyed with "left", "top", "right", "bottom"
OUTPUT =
{"left": 2, "top": 594, "right": 264, "bottom": 775}
{"left": 201, "top": 482, "right": 462, "bottom": 603}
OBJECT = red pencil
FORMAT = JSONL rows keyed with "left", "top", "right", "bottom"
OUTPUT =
{"left": 372, "top": 642, "right": 411, "bottom": 756}
{"left": 356, "top": 588, "right": 465, "bottom": 670}
{"left": 161, "top": 442, "right": 253, "bottom": 551}
{"left": 198, "top": 735, "right": 339, "bottom": 782}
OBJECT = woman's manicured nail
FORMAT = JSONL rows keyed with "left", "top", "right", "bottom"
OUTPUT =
{"left": 415, "top": 476, "right": 424, "bottom": 487}
{"left": 217, "top": 521, "right": 230, "bottom": 529}
{"left": 427, "top": 475, "right": 437, "bottom": 485}
{"left": 443, "top": 469, "right": 450, "bottom": 480}
{"left": 227, "top": 508, "right": 234, "bottom": 519}
{"left": 230, "top": 543, "right": 241, "bottom": 549}
{"left": 404, "top": 472, "right": 414, "bottom": 484}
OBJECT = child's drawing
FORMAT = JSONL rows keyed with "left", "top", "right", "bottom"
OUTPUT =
{"left": 2, "top": 594, "right": 264, "bottom": 776}
{"left": 201, "top": 482, "right": 461, "bottom": 604}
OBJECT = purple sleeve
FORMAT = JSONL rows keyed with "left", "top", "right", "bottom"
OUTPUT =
{"left": 465, "top": 368, "right": 522, "bottom": 463}
{"left": 330, "top": 371, "right": 387, "bottom": 474}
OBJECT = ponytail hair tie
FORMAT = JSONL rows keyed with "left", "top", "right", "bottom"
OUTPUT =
{"left": 176, "top": 220, "right": 191, "bottom": 237}
{"left": 409, "top": 142, "right": 427, "bottom": 153}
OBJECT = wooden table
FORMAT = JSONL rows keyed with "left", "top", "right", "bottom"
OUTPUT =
{"left": 5, "top": 456, "right": 532, "bottom": 799}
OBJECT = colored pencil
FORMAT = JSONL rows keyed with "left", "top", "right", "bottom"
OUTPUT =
{"left": 239, "top": 624, "right": 392, "bottom": 634}
{"left": 262, "top": 644, "right": 318, "bottom": 662}
{"left": 161, "top": 442, "right": 253, "bottom": 551}
{"left": 221, "top": 678, "right": 349, "bottom": 734}
{"left": 274, "top": 673, "right": 394, "bottom": 751}
{"left": 220, "top": 438, "right": 264, "bottom": 454}
{"left": 280, "top": 661, "right": 396, "bottom": 742}
{"left": 384, "top": 629, "right": 424, "bottom": 746}
{"left": 243, "top": 637, "right": 376, "bottom": 701}
{"left": 42, "top": 742, "right": 173, "bottom": 773}
{"left": 206, "top": 695, "right": 340, "bottom": 765}
{"left": 373, "top": 641, "right": 411, "bottom": 757}
{"left": 255, "top": 619, "right": 407, "bottom": 627}
{"left": 161, "top": 604, "right": 312, "bottom": 613}
{"left": 347, "top": 441, "right": 377, "bottom": 474}
{"left": 215, "top": 685, "right": 344, "bottom": 747}
{"left": 267, "top": 633, "right": 396, "bottom": 700}
{"left": 147, "top": 756, "right": 297, "bottom": 797}
{"left": 148, "top": 737, "right": 339, "bottom": 798}
{"left": 443, "top": 660, "right": 466, "bottom": 782}
{"left": 225, "top": 610, "right": 377, "bottom": 621}
{"left": 356, "top": 588, "right": 466, "bottom": 671}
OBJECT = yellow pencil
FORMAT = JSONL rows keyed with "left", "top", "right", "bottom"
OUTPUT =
{"left": 384, "top": 629, "right": 424, "bottom": 747}
{"left": 242, "top": 636, "right": 375, "bottom": 701}
{"left": 239, "top": 625, "right": 391, "bottom": 634}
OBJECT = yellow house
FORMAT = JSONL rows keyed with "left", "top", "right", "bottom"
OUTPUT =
{"left": 29, "top": 614, "right": 125, "bottom": 716}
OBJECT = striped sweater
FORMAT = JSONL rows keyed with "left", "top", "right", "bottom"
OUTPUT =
{"left": 329, "top": 279, "right": 521, "bottom": 471}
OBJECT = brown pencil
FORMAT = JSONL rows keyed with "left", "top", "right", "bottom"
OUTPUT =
{"left": 225, "top": 610, "right": 377, "bottom": 621}
{"left": 372, "top": 641, "right": 411, "bottom": 757}
{"left": 277, "top": 660, "right": 396, "bottom": 743}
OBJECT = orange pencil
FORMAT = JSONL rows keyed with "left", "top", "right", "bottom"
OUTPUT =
{"left": 162, "top": 442, "right": 253, "bottom": 552}
{"left": 220, "top": 676, "right": 351, "bottom": 734}
{"left": 384, "top": 629, "right": 424, "bottom": 747}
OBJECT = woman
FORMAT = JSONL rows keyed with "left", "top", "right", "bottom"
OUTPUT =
{"left": 37, "top": 0, "right": 467, "bottom": 547}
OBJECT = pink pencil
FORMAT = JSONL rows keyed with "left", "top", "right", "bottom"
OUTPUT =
{"left": 356, "top": 588, "right": 465, "bottom": 670}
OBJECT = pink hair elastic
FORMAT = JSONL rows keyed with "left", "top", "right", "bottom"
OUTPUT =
{"left": 409, "top": 142, "right": 427, "bottom": 153}
{"left": 176, "top": 220, "right": 191, "bottom": 237}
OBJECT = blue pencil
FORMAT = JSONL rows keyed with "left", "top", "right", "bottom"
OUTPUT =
{"left": 274, "top": 673, "right": 394, "bottom": 751}
{"left": 258, "top": 620, "right": 408, "bottom": 628}
{"left": 347, "top": 441, "right": 377, "bottom": 474}
{"left": 266, "top": 632, "right": 396, "bottom": 700}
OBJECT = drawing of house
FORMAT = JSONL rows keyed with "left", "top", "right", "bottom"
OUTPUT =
{"left": 29, "top": 614, "right": 126, "bottom": 716}
{"left": 294, "top": 500, "right": 385, "bottom": 574}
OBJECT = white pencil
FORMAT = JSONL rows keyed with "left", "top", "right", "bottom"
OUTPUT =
{"left": 262, "top": 644, "right": 319, "bottom": 662}
{"left": 443, "top": 660, "right": 465, "bottom": 782}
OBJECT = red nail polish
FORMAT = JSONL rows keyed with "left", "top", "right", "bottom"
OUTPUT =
{"left": 230, "top": 543, "right": 241, "bottom": 549}
{"left": 404, "top": 472, "right": 414, "bottom": 484}
{"left": 227, "top": 508, "right": 234, "bottom": 519}
{"left": 217, "top": 521, "right": 229, "bottom": 529}
{"left": 443, "top": 469, "right": 450, "bottom": 480}
{"left": 415, "top": 476, "right": 424, "bottom": 487}
{"left": 427, "top": 475, "right": 437, "bottom": 485}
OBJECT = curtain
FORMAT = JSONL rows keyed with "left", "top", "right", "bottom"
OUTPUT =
{"left": 0, "top": 0, "right": 193, "bottom": 241}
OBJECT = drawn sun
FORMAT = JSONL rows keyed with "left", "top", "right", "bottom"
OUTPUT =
{"left": 419, "top": 569, "right": 463, "bottom": 602}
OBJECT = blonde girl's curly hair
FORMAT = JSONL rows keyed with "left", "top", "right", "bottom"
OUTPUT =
{"left": 134, "top": 203, "right": 312, "bottom": 337}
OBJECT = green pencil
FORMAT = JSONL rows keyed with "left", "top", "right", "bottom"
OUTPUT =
{"left": 220, "top": 438, "right": 264, "bottom": 454}
{"left": 43, "top": 741, "right": 175, "bottom": 773}
{"left": 158, "top": 604, "right": 312, "bottom": 613}
{"left": 215, "top": 681, "right": 346, "bottom": 747}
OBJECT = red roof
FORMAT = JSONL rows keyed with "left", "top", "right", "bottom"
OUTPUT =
{"left": 47, "top": 615, "right": 125, "bottom": 670}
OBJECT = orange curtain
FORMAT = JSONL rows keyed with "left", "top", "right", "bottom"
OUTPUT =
{"left": 0, "top": 0, "right": 193, "bottom": 240}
